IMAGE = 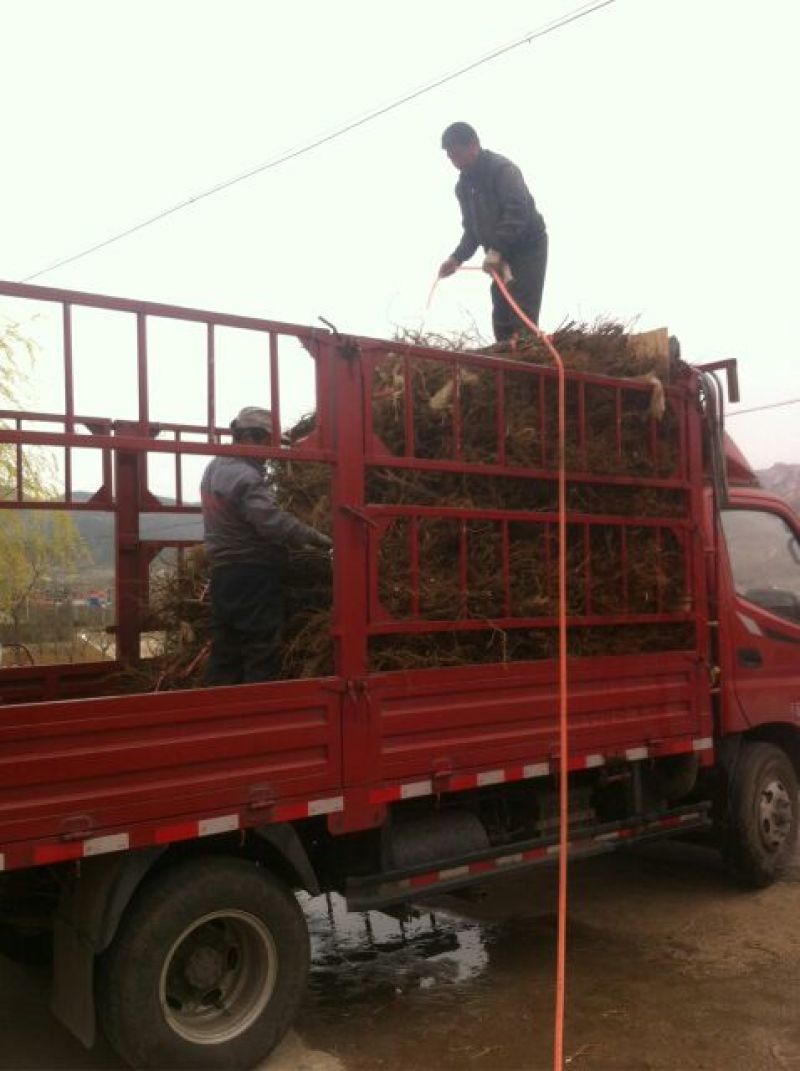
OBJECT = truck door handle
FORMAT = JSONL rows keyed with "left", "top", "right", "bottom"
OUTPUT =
{"left": 737, "top": 647, "right": 763, "bottom": 668}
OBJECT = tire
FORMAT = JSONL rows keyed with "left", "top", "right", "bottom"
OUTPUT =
{"left": 725, "top": 742, "right": 798, "bottom": 888}
{"left": 97, "top": 856, "right": 309, "bottom": 1070}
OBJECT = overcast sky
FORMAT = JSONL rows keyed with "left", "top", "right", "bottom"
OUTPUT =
{"left": 2, "top": 0, "right": 798, "bottom": 482}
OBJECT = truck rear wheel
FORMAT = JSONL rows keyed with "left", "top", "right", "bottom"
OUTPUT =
{"left": 725, "top": 742, "right": 798, "bottom": 888}
{"left": 97, "top": 856, "right": 309, "bottom": 1070}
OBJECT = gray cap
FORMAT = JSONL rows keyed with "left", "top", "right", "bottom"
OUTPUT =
{"left": 231, "top": 406, "right": 273, "bottom": 434}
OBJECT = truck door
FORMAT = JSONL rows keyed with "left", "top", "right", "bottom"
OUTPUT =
{"left": 720, "top": 505, "right": 800, "bottom": 726}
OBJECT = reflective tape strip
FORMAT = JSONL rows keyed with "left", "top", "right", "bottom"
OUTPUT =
{"left": 308, "top": 796, "right": 344, "bottom": 817}
{"left": 693, "top": 737, "right": 714, "bottom": 752}
{"left": 439, "top": 865, "right": 470, "bottom": 881}
{"left": 198, "top": 815, "right": 239, "bottom": 836}
{"left": 477, "top": 769, "right": 505, "bottom": 787}
{"left": 585, "top": 754, "right": 605, "bottom": 769}
{"left": 625, "top": 747, "right": 649, "bottom": 762}
{"left": 524, "top": 762, "right": 550, "bottom": 779}
{"left": 401, "top": 780, "right": 433, "bottom": 800}
{"left": 83, "top": 833, "right": 130, "bottom": 857}
{"left": 0, "top": 853, "right": 4, "bottom": 871}
{"left": 497, "top": 852, "right": 523, "bottom": 866}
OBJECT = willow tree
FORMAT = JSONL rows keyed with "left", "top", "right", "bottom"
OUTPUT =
{"left": 0, "top": 318, "right": 88, "bottom": 647}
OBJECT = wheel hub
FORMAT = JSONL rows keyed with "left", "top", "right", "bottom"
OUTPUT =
{"left": 184, "top": 944, "right": 226, "bottom": 991}
{"left": 758, "top": 777, "right": 793, "bottom": 852}
{"left": 160, "top": 909, "right": 278, "bottom": 1044}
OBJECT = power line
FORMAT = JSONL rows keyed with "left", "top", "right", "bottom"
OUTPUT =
{"left": 22, "top": 0, "right": 615, "bottom": 282}
{"left": 727, "top": 397, "right": 800, "bottom": 417}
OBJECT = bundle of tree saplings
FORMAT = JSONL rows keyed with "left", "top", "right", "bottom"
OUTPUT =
{"left": 127, "top": 322, "right": 695, "bottom": 688}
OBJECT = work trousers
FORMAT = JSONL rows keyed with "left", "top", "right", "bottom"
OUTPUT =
{"left": 205, "top": 563, "right": 285, "bottom": 685}
{"left": 491, "top": 232, "right": 549, "bottom": 341}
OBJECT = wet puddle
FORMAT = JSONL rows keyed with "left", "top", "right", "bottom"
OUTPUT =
{"left": 303, "top": 892, "right": 495, "bottom": 1005}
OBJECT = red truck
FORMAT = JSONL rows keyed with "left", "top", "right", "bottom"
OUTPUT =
{"left": 0, "top": 280, "right": 798, "bottom": 1070}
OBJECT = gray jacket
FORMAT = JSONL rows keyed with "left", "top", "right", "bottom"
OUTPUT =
{"left": 201, "top": 455, "right": 325, "bottom": 569}
{"left": 452, "top": 149, "right": 546, "bottom": 263}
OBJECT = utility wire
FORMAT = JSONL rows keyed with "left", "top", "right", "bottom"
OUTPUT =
{"left": 727, "top": 398, "right": 800, "bottom": 417}
{"left": 22, "top": 0, "right": 615, "bottom": 282}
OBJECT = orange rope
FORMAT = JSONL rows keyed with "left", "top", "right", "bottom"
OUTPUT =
{"left": 430, "top": 268, "right": 569, "bottom": 1069}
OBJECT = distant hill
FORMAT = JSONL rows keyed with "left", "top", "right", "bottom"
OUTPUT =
{"left": 70, "top": 494, "right": 203, "bottom": 572}
{"left": 757, "top": 463, "right": 800, "bottom": 513}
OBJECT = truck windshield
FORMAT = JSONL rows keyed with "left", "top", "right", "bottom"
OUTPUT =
{"left": 721, "top": 509, "right": 800, "bottom": 624}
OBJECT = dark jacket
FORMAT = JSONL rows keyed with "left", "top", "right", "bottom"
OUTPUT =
{"left": 451, "top": 149, "right": 546, "bottom": 263}
{"left": 201, "top": 455, "right": 322, "bottom": 569}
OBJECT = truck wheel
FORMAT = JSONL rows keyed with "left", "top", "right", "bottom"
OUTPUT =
{"left": 725, "top": 742, "right": 798, "bottom": 888}
{"left": 97, "top": 856, "right": 309, "bottom": 1070}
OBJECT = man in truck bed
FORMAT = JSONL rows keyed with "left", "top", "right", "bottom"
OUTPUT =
{"left": 438, "top": 121, "right": 548, "bottom": 340}
{"left": 200, "top": 406, "right": 331, "bottom": 684}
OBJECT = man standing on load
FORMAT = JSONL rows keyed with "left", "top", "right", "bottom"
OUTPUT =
{"left": 200, "top": 406, "right": 331, "bottom": 685}
{"left": 438, "top": 122, "right": 548, "bottom": 341}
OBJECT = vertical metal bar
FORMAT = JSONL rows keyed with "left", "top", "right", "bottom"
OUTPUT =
{"left": 313, "top": 338, "right": 328, "bottom": 449}
{"left": 615, "top": 387, "right": 623, "bottom": 463}
{"left": 685, "top": 380, "right": 710, "bottom": 669}
{"left": 501, "top": 520, "right": 510, "bottom": 616}
{"left": 101, "top": 433, "right": 112, "bottom": 501}
{"left": 621, "top": 524, "right": 629, "bottom": 612}
{"left": 15, "top": 417, "right": 23, "bottom": 501}
{"left": 362, "top": 354, "right": 375, "bottom": 458}
{"left": 538, "top": 374, "right": 546, "bottom": 466}
{"left": 175, "top": 431, "right": 183, "bottom": 507}
{"left": 269, "top": 333, "right": 282, "bottom": 447}
{"left": 544, "top": 521, "right": 552, "bottom": 613}
{"left": 410, "top": 516, "right": 419, "bottom": 617}
{"left": 452, "top": 364, "right": 462, "bottom": 460}
{"left": 584, "top": 523, "right": 592, "bottom": 614}
{"left": 63, "top": 303, "right": 74, "bottom": 501}
{"left": 114, "top": 438, "right": 144, "bottom": 665}
{"left": 578, "top": 381, "right": 587, "bottom": 470}
{"left": 136, "top": 313, "right": 149, "bottom": 496}
{"left": 403, "top": 356, "right": 413, "bottom": 457}
{"left": 368, "top": 526, "right": 381, "bottom": 621}
{"left": 496, "top": 369, "right": 506, "bottom": 465}
{"left": 680, "top": 398, "right": 689, "bottom": 481}
{"left": 328, "top": 335, "right": 369, "bottom": 781}
{"left": 206, "top": 323, "right": 216, "bottom": 440}
{"left": 137, "top": 313, "right": 149, "bottom": 428}
{"left": 655, "top": 526, "right": 663, "bottom": 612}
{"left": 458, "top": 520, "right": 468, "bottom": 618}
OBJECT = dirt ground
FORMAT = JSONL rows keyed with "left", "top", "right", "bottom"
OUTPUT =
{"left": 1, "top": 836, "right": 798, "bottom": 1071}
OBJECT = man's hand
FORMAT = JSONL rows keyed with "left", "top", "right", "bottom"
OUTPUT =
{"left": 482, "top": 248, "right": 514, "bottom": 284}
{"left": 438, "top": 256, "right": 460, "bottom": 278}
{"left": 311, "top": 531, "right": 333, "bottom": 550}
{"left": 482, "top": 248, "right": 503, "bottom": 275}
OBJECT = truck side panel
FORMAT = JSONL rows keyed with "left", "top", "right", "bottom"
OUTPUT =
{"left": 0, "top": 680, "right": 342, "bottom": 847}
{"left": 365, "top": 651, "right": 712, "bottom": 790}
